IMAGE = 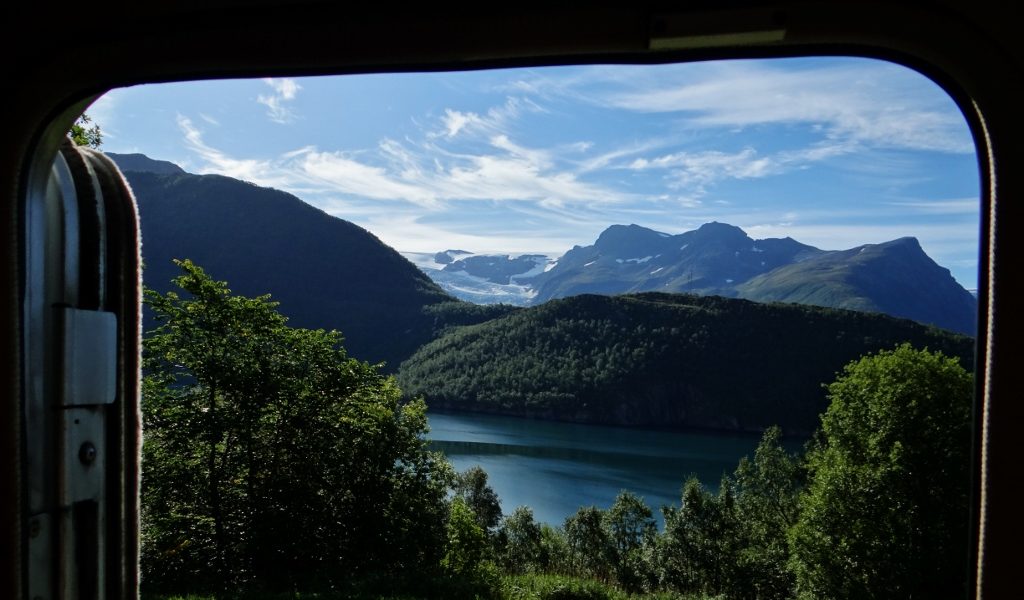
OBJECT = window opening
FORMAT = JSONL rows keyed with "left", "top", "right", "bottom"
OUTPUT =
{"left": 90, "top": 56, "right": 979, "bottom": 598}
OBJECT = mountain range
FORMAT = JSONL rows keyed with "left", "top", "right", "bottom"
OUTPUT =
{"left": 112, "top": 151, "right": 978, "bottom": 433}
{"left": 114, "top": 150, "right": 975, "bottom": 375}
{"left": 406, "top": 222, "right": 977, "bottom": 334}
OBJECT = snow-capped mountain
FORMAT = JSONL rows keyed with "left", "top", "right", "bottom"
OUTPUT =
{"left": 401, "top": 251, "right": 555, "bottom": 306}
{"left": 406, "top": 222, "right": 977, "bottom": 334}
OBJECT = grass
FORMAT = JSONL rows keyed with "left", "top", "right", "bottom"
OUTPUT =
{"left": 500, "top": 574, "right": 706, "bottom": 600}
{"left": 144, "top": 573, "right": 712, "bottom": 600}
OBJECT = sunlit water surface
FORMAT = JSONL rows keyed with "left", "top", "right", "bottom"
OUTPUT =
{"left": 427, "top": 410, "right": 802, "bottom": 527}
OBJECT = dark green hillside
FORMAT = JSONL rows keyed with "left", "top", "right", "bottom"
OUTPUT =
{"left": 398, "top": 293, "right": 973, "bottom": 434}
{"left": 124, "top": 166, "right": 456, "bottom": 368}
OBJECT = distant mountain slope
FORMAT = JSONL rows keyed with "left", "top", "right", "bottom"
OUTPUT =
{"left": 530, "top": 222, "right": 821, "bottom": 302}
{"left": 518, "top": 222, "right": 975, "bottom": 334}
{"left": 107, "top": 152, "right": 186, "bottom": 175}
{"left": 397, "top": 293, "right": 974, "bottom": 435}
{"left": 111, "top": 153, "right": 463, "bottom": 368}
{"left": 736, "top": 237, "right": 978, "bottom": 334}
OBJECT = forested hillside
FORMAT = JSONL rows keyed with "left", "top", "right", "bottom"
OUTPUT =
{"left": 398, "top": 292, "right": 973, "bottom": 434}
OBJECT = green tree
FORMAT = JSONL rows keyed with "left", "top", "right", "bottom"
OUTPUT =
{"left": 454, "top": 465, "right": 503, "bottom": 532}
{"left": 788, "top": 344, "right": 973, "bottom": 599}
{"left": 141, "top": 259, "right": 453, "bottom": 592}
{"left": 538, "top": 523, "right": 571, "bottom": 574}
{"left": 440, "top": 498, "right": 500, "bottom": 598}
{"left": 604, "top": 490, "right": 656, "bottom": 592}
{"left": 442, "top": 497, "right": 491, "bottom": 577}
{"left": 658, "top": 479, "right": 708, "bottom": 594}
{"left": 563, "top": 506, "right": 612, "bottom": 581}
{"left": 732, "top": 426, "right": 803, "bottom": 600}
{"left": 69, "top": 113, "right": 102, "bottom": 148}
{"left": 658, "top": 477, "right": 741, "bottom": 596}
{"left": 497, "top": 506, "right": 544, "bottom": 574}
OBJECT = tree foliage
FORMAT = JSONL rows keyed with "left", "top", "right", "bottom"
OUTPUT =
{"left": 788, "top": 344, "right": 973, "bottom": 599}
{"left": 138, "top": 261, "right": 974, "bottom": 599}
{"left": 69, "top": 113, "right": 102, "bottom": 148}
{"left": 442, "top": 498, "right": 491, "bottom": 576}
{"left": 564, "top": 506, "right": 614, "bottom": 581}
{"left": 497, "top": 506, "right": 545, "bottom": 574}
{"left": 732, "top": 426, "right": 803, "bottom": 600}
{"left": 140, "top": 259, "right": 453, "bottom": 593}
{"left": 454, "top": 465, "right": 503, "bottom": 532}
{"left": 604, "top": 491, "right": 657, "bottom": 593}
{"left": 657, "top": 477, "right": 740, "bottom": 596}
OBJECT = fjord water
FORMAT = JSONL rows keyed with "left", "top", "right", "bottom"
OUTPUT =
{"left": 428, "top": 410, "right": 799, "bottom": 526}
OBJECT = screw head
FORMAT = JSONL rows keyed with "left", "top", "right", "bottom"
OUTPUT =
{"left": 78, "top": 442, "right": 97, "bottom": 465}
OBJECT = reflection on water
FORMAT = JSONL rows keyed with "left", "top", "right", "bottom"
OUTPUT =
{"left": 427, "top": 410, "right": 802, "bottom": 527}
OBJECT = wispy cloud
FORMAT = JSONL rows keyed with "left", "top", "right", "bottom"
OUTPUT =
{"left": 440, "top": 109, "right": 484, "bottom": 138}
{"left": 886, "top": 198, "right": 979, "bottom": 215}
{"left": 178, "top": 114, "right": 629, "bottom": 210}
{"left": 513, "top": 61, "right": 972, "bottom": 154}
{"left": 628, "top": 142, "right": 855, "bottom": 195}
{"left": 432, "top": 96, "right": 543, "bottom": 139}
{"left": 576, "top": 139, "right": 669, "bottom": 173}
{"left": 604, "top": 62, "right": 972, "bottom": 153}
{"left": 257, "top": 78, "right": 302, "bottom": 124}
{"left": 178, "top": 115, "right": 280, "bottom": 184}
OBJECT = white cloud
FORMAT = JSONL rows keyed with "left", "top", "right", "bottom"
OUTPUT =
{"left": 178, "top": 116, "right": 628, "bottom": 210}
{"left": 432, "top": 96, "right": 543, "bottom": 139}
{"left": 628, "top": 142, "right": 856, "bottom": 195}
{"left": 257, "top": 78, "right": 302, "bottom": 124}
{"left": 359, "top": 213, "right": 588, "bottom": 256}
{"left": 441, "top": 109, "right": 484, "bottom": 138}
{"left": 886, "top": 198, "right": 980, "bottom": 215}
{"left": 267, "top": 78, "right": 300, "bottom": 100}
{"left": 602, "top": 61, "right": 972, "bottom": 153}
{"left": 508, "top": 61, "right": 972, "bottom": 155}
{"left": 178, "top": 115, "right": 281, "bottom": 185}
{"left": 298, "top": 150, "right": 441, "bottom": 206}
{"left": 577, "top": 139, "right": 669, "bottom": 173}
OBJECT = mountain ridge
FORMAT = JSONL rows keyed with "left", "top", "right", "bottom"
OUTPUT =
{"left": 413, "top": 222, "right": 976, "bottom": 334}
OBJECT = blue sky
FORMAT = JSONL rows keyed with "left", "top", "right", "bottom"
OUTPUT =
{"left": 91, "top": 57, "right": 981, "bottom": 288}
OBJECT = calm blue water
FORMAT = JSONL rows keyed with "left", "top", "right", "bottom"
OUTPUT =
{"left": 427, "top": 410, "right": 796, "bottom": 527}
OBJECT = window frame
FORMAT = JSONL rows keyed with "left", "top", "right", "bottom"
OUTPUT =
{"left": 2, "top": 3, "right": 1018, "bottom": 598}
